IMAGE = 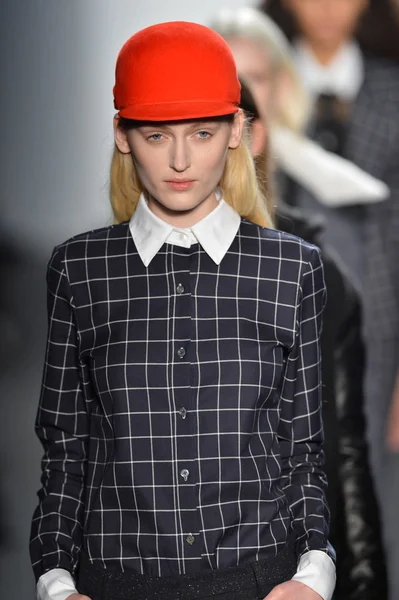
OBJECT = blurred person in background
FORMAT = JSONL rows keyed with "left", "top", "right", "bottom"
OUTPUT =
{"left": 30, "top": 21, "right": 336, "bottom": 600}
{"left": 259, "top": 0, "right": 399, "bottom": 289}
{"left": 237, "top": 70, "right": 388, "bottom": 599}
{"left": 258, "top": 2, "right": 399, "bottom": 597}
{"left": 211, "top": 4, "right": 389, "bottom": 292}
{"left": 264, "top": 0, "right": 399, "bottom": 64}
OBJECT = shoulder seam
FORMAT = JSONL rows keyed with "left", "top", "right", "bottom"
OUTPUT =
{"left": 55, "top": 221, "right": 129, "bottom": 248}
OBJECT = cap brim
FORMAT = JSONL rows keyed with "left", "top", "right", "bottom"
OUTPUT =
{"left": 118, "top": 100, "right": 239, "bottom": 122}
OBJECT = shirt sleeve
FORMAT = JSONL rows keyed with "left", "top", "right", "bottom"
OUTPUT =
{"left": 37, "top": 568, "right": 78, "bottom": 600}
{"left": 30, "top": 247, "right": 90, "bottom": 581}
{"left": 292, "top": 550, "right": 336, "bottom": 600}
{"left": 278, "top": 246, "right": 335, "bottom": 561}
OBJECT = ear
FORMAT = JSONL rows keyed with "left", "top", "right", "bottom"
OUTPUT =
{"left": 113, "top": 115, "right": 131, "bottom": 154}
{"left": 228, "top": 109, "right": 245, "bottom": 149}
{"left": 250, "top": 118, "right": 268, "bottom": 158}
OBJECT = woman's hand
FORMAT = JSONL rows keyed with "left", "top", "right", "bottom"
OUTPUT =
{"left": 264, "top": 580, "right": 323, "bottom": 599}
{"left": 387, "top": 370, "right": 399, "bottom": 452}
{"left": 66, "top": 594, "right": 92, "bottom": 600}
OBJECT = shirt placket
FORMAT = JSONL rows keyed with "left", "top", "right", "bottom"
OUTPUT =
{"left": 169, "top": 246, "right": 203, "bottom": 573}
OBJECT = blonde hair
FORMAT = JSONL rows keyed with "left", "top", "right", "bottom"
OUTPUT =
{"left": 210, "top": 7, "right": 310, "bottom": 133}
{"left": 110, "top": 116, "right": 274, "bottom": 228}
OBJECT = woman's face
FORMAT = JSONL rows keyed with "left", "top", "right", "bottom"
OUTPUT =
{"left": 225, "top": 36, "right": 275, "bottom": 122}
{"left": 114, "top": 114, "right": 243, "bottom": 223}
{"left": 285, "top": 0, "right": 368, "bottom": 48}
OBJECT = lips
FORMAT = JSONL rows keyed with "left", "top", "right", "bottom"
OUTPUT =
{"left": 165, "top": 180, "right": 195, "bottom": 191}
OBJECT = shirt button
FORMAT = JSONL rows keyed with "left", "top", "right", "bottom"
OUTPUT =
{"left": 176, "top": 283, "right": 185, "bottom": 295}
{"left": 179, "top": 232, "right": 187, "bottom": 242}
{"left": 180, "top": 468, "right": 189, "bottom": 481}
{"left": 186, "top": 534, "right": 195, "bottom": 545}
{"left": 177, "top": 347, "right": 186, "bottom": 359}
{"left": 179, "top": 406, "right": 187, "bottom": 419}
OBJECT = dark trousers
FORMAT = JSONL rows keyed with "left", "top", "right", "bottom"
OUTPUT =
{"left": 77, "top": 542, "right": 297, "bottom": 600}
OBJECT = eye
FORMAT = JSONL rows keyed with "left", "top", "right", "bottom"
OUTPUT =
{"left": 196, "top": 130, "right": 211, "bottom": 139}
{"left": 147, "top": 133, "right": 163, "bottom": 141}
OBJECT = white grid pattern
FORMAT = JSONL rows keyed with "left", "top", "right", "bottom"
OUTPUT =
{"left": 30, "top": 218, "right": 332, "bottom": 581}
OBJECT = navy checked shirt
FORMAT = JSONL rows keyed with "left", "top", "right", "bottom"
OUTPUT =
{"left": 30, "top": 197, "right": 332, "bottom": 587}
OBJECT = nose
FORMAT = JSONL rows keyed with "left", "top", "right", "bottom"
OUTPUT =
{"left": 169, "top": 137, "right": 191, "bottom": 172}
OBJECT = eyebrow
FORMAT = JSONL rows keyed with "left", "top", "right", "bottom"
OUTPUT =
{"left": 139, "top": 120, "right": 222, "bottom": 133}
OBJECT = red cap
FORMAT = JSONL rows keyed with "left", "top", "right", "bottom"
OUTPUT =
{"left": 113, "top": 21, "right": 241, "bottom": 121}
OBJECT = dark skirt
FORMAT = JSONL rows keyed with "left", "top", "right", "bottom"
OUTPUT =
{"left": 77, "top": 542, "right": 297, "bottom": 600}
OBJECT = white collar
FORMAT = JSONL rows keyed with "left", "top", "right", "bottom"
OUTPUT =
{"left": 271, "top": 126, "right": 389, "bottom": 206}
{"left": 129, "top": 191, "right": 241, "bottom": 267}
{"left": 292, "top": 39, "right": 364, "bottom": 101}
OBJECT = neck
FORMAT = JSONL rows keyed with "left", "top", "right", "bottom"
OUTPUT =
{"left": 305, "top": 38, "right": 348, "bottom": 66}
{"left": 147, "top": 192, "right": 219, "bottom": 228}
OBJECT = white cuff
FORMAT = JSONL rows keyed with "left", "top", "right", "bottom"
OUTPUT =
{"left": 37, "top": 568, "right": 78, "bottom": 600}
{"left": 291, "top": 550, "right": 336, "bottom": 600}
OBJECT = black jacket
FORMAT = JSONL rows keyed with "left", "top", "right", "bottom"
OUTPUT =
{"left": 275, "top": 206, "right": 387, "bottom": 599}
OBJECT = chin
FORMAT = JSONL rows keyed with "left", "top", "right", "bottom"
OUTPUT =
{"left": 162, "top": 199, "right": 201, "bottom": 213}
{"left": 157, "top": 190, "right": 202, "bottom": 212}
{"left": 315, "top": 30, "right": 343, "bottom": 45}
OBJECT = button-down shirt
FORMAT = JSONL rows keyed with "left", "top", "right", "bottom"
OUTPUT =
{"left": 293, "top": 39, "right": 364, "bottom": 102}
{"left": 33, "top": 194, "right": 335, "bottom": 600}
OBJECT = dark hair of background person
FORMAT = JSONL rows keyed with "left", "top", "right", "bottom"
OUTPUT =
{"left": 259, "top": 0, "right": 399, "bottom": 63}
{"left": 238, "top": 77, "right": 274, "bottom": 218}
{"left": 239, "top": 80, "right": 260, "bottom": 122}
